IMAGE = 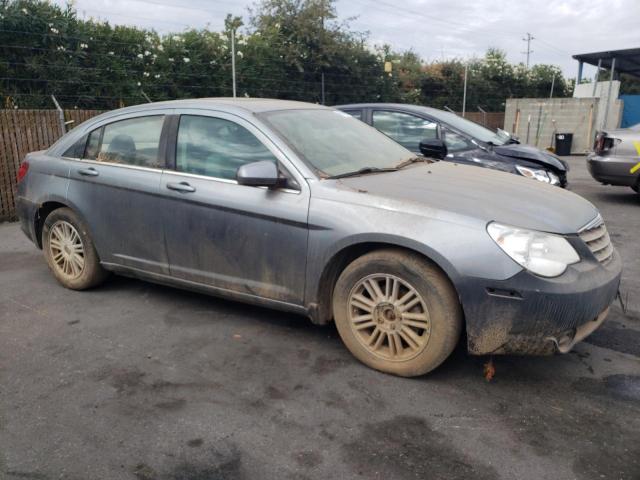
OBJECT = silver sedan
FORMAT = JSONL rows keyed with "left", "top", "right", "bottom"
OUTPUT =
{"left": 587, "top": 123, "right": 640, "bottom": 195}
{"left": 16, "top": 99, "right": 621, "bottom": 377}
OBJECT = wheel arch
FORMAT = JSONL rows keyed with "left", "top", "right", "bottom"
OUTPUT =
{"left": 33, "top": 198, "right": 93, "bottom": 249}
{"left": 308, "top": 235, "right": 462, "bottom": 325}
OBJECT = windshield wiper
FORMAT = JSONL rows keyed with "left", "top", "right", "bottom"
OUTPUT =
{"left": 395, "top": 156, "right": 434, "bottom": 169}
{"left": 327, "top": 166, "right": 398, "bottom": 179}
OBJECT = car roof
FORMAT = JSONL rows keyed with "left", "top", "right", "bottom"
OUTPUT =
{"left": 336, "top": 103, "right": 447, "bottom": 118}
{"left": 49, "top": 98, "right": 331, "bottom": 157}
{"left": 93, "top": 98, "right": 329, "bottom": 121}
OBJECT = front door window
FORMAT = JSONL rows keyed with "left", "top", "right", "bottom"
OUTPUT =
{"left": 372, "top": 110, "right": 437, "bottom": 152}
{"left": 176, "top": 115, "right": 277, "bottom": 180}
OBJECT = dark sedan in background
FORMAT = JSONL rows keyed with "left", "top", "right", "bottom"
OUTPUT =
{"left": 338, "top": 103, "right": 569, "bottom": 187}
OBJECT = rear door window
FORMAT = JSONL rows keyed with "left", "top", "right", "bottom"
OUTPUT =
{"left": 85, "top": 116, "right": 165, "bottom": 168}
{"left": 372, "top": 110, "right": 437, "bottom": 151}
{"left": 175, "top": 115, "right": 277, "bottom": 180}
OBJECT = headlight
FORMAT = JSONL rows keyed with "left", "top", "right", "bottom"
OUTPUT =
{"left": 547, "top": 170, "right": 560, "bottom": 185}
{"left": 516, "top": 165, "right": 554, "bottom": 184}
{"left": 487, "top": 222, "right": 580, "bottom": 277}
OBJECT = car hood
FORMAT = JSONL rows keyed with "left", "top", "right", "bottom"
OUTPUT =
{"left": 332, "top": 162, "right": 597, "bottom": 234}
{"left": 493, "top": 144, "right": 568, "bottom": 172}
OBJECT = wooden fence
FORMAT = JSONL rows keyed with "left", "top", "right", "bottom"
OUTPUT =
{"left": 461, "top": 112, "right": 505, "bottom": 131}
{"left": 0, "top": 108, "right": 505, "bottom": 222}
{"left": 0, "top": 109, "right": 103, "bottom": 221}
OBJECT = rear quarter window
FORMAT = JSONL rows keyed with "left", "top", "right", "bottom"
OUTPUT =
{"left": 62, "top": 135, "right": 88, "bottom": 158}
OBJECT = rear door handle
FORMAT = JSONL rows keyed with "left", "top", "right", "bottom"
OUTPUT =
{"left": 166, "top": 181, "right": 196, "bottom": 193}
{"left": 78, "top": 167, "right": 99, "bottom": 177}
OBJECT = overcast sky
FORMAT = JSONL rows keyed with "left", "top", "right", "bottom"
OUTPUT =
{"left": 55, "top": 0, "right": 640, "bottom": 78}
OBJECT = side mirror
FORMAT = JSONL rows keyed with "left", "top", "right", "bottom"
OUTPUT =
{"left": 236, "top": 160, "right": 282, "bottom": 188}
{"left": 419, "top": 139, "right": 447, "bottom": 159}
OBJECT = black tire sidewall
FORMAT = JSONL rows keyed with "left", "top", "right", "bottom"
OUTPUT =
{"left": 332, "top": 249, "right": 462, "bottom": 377}
{"left": 42, "top": 208, "right": 106, "bottom": 290}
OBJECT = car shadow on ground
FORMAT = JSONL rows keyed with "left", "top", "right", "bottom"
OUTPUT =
{"left": 95, "top": 273, "right": 632, "bottom": 386}
{"left": 97, "top": 273, "right": 340, "bottom": 337}
{"left": 590, "top": 190, "right": 639, "bottom": 206}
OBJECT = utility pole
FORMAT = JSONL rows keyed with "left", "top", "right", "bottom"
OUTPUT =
{"left": 462, "top": 63, "right": 468, "bottom": 118}
{"left": 522, "top": 32, "right": 534, "bottom": 68}
{"left": 231, "top": 27, "right": 237, "bottom": 98}
{"left": 549, "top": 73, "right": 555, "bottom": 99}
{"left": 320, "top": 2, "right": 325, "bottom": 105}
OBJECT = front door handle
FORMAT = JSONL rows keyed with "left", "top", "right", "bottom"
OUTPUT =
{"left": 78, "top": 167, "right": 99, "bottom": 177}
{"left": 166, "top": 181, "right": 196, "bottom": 193}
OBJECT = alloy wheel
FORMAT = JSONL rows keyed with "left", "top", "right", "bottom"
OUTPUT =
{"left": 49, "top": 220, "right": 85, "bottom": 280}
{"left": 347, "top": 273, "right": 431, "bottom": 361}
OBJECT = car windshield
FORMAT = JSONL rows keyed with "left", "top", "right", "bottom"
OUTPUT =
{"left": 260, "top": 109, "right": 414, "bottom": 177}
{"left": 428, "top": 109, "right": 509, "bottom": 145}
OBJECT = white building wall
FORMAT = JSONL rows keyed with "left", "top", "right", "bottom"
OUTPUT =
{"left": 574, "top": 80, "right": 622, "bottom": 131}
{"left": 504, "top": 97, "right": 622, "bottom": 154}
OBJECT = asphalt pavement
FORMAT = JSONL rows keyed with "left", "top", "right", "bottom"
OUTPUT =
{"left": 1, "top": 155, "right": 639, "bottom": 480}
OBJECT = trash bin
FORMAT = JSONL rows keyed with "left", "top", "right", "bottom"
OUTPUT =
{"left": 554, "top": 133, "right": 573, "bottom": 156}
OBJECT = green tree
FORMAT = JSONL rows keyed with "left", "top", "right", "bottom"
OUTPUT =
{"left": 0, "top": 0, "right": 576, "bottom": 111}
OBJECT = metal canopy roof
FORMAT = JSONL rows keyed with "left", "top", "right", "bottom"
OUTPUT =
{"left": 573, "top": 47, "right": 640, "bottom": 77}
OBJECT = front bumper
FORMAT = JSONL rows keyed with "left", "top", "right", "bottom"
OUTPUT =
{"left": 459, "top": 248, "right": 622, "bottom": 355}
{"left": 587, "top": 153, "right": 639, "bottom": 187}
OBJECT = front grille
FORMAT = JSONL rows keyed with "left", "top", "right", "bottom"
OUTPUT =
{"left": 579, "top": 218, "right": 614, "bottom": 264}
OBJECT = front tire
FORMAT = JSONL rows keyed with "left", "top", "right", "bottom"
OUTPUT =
{"left": 332, "top": 249, "right": 462, "bottom": 377}
{"left": 42, "top": 208, "right": 108, "bottom": 290}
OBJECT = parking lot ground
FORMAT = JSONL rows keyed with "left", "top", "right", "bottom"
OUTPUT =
{"left": 1, "top": 155, "right": 639, "bottom": 480}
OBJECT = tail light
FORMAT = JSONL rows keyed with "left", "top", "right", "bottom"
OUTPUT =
{"left": 594, "top": 133, "right": 605, "bottom": 153}
{"left": 17, "top": 160, "right": 29, "bottom": 183}
{"left": 594, "top": 133, "right": 615, "bottom": 154}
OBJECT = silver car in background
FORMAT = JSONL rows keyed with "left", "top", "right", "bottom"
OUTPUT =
{"left": 16, "top": 99, "right": 622, "bottom": 377}
{"left": 587, "top": 123, "right": 640, "bottom": 195}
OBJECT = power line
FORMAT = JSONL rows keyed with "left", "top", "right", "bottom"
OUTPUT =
{"left": 349, "top": 0, "right": 569, "bottom": 62}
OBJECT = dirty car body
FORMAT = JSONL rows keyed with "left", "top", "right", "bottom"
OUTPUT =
{"left": 587, "top": 123, "right": 640, "bottom": 194}
{"left": 337, "top": 103, "right": 569, "bottom": 187}
{"left": 16, "top": 99, "right": 620, "bottom": 359}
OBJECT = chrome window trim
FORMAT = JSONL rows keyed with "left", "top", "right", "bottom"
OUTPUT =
{"left": 62, "top": 156, "right": 164, "bottom": 173}
{"left": 162, "top": 169, "right": 301, "bottom": 195}
{"left": 61, "top": 157, "right": 300, "bottom": 194}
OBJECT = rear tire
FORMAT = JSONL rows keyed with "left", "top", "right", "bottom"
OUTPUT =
{"left": 42, "top": 208, "right": 108, "bottom": 290}
{"left": 332, "top": 249, "right": 462, "bottom": 377}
